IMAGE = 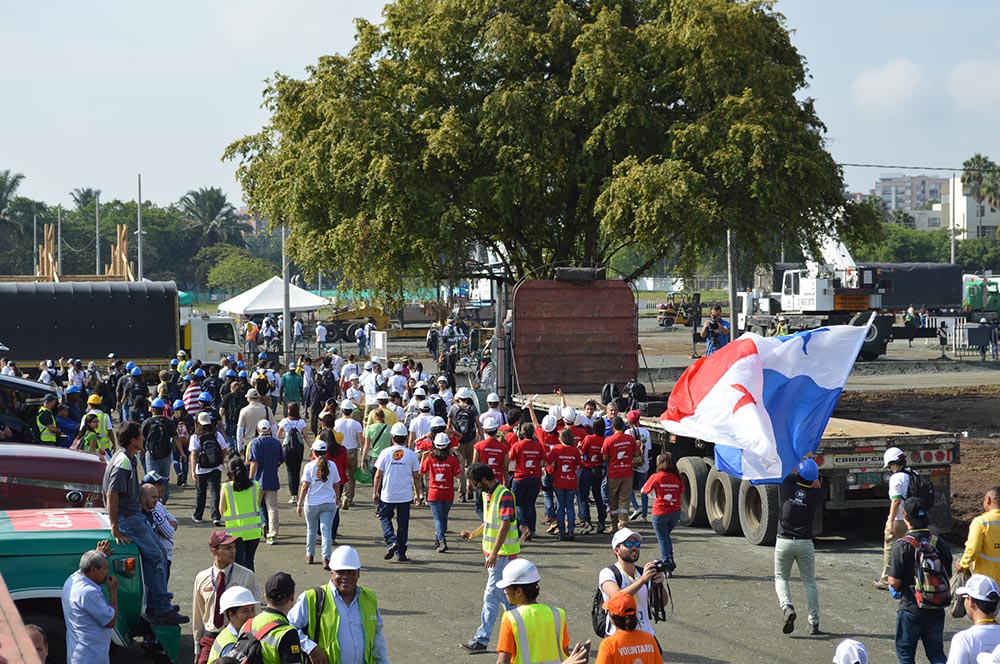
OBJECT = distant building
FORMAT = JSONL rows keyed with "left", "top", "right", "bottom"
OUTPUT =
{"left": 942, "top": 174, "right": 1000, "bottom": 241}
{"left": 871, "top": 173, "right": 949, "bottom": 211}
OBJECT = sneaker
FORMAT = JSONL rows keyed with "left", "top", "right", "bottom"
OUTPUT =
{"left": 266, "top": 537, "right": 276, "bottom": 545}
{"left": 460, "top": 640, "right": 487, "bottom": 653}
{"left": 629, "top": 509, "right": 643, "bottom": 521}
{"left": 440, "top": 541, "right": 448, "bottom": 553}
{"left": 212, "top": 520, "right": 224, "bottom": 527}
{"left": 191, "top": 515, "right": 203, "bottom": 523}
{"left": 782, "top": 605, "right": 796, "bottom": 635}
{"left": 396, "top": 554, "right": 410, "bottom": 562}
{"left": 807, "top": 623, "right": 821, "bottom": 635}
{"left": 384, "top": 542, "right": 399, "bottom": 560}
{"left": 288, "top": 496, "right": 297, "bottom": 504}
{"left": 322, "top": 559, "right": 330, "bottom": 570}
{"left": 546, "top": 522, "right": 559, "bottom": 534}
{"left": 580, "top": 522, "right": 593, "bottom": 534}
{"left": 306, "top": 555, "right": 314, "bottom": 564}
{"left": 602, "top": 525, "right": 614, "bottom": 534}
{"left": 872, "top": 579, "right": 889, "bottom": 590}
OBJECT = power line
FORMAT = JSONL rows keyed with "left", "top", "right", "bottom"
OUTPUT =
{"left": 838, "top": 162, "right": 1000, "bottom": 173}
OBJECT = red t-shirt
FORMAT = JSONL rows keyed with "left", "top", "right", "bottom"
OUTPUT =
{"left": 421, "top": 453, "right": 461, "bottom": 502}
{"left": 416, "top": 432, "right": 459, "bottom": 453}
{"left": 546, "top": 444, "right": 582, "bottom": 490}
{"left": 641, "top": 471, "right": 684, "bottom": 515}
{"left": 474, "top": 437, "right": 510, "bottom": 478}
{"left": 567, "top": 425, "right": 587, "bottom": 446}
{"left": 509, "top": 438, "right": 545, "bottom": 480}
{"left": 602, "top": 432, "right": 637, "bottom": 479}
{"left": 535, "top": 429, "right": 560, "bottom": 451}
{"left": 579, "top": 433, "right": 605, "bottom": 468}
{"left": 324, "top": 445, "right": 348, "bottom": 490}
{"left": 499, "top": 425, "right": 518, "bottom": 447}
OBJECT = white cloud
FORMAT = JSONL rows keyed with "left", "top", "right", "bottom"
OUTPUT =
{"left": 947, "top": 59, "right": 1000, "bottom": 115}
{"left": 850, "top": 58, "right": 929, "bottom": 115}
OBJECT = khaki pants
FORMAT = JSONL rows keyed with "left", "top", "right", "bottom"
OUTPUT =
{"left": 608, "top": 477, "right": 633, "bottom": 529}
{"left": 261, "top": 489, "right": 279, "bottom": 539}
{"left": 879, "top": 518, "right": 908, "bottom": 582}
{"left": 344, "top": 448, "right": 359, "bottom": 506}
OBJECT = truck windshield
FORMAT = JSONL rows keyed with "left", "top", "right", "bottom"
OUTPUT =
{"left": 207, "top": 323, "right": 236, "bottom": 345}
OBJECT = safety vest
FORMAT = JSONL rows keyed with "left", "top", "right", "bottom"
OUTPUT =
{"left": 36, "top": 407, "right": 56, "bottom": 444}
{"left": 207, "top": 624, "right": 239, "bottom": 663}
{"left": 304, "top": 583, "right": 378, "bottom": 663}
{"left": 89, "top": 409, "right": 111, "bottom": 451}
{"left": 483, "top": 483, "right": 520, "bottom": 556}
{"left": 222, "top": 481, "right": 263, "bottom": 541}
{"left": 244, "top": 610, "right": 298, "bottom": 664}
{"left": 502, "top": 604, "right": 567, "bottom": 664}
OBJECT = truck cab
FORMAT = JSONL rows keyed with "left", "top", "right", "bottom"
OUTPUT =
{"left": 180, "top": 314, "right": 242, "bottom": 366}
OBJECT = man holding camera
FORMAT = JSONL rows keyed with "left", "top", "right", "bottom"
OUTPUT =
{"left": 700, "top": 305, "right": 730, "bottom": 356}
{"left": 598, "top": 528, "right": 663, "bottom": 638}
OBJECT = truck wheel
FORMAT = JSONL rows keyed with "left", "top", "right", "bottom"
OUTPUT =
{"left": 677, "top": 457, "right": 709, "bottom": 527}
{"left": 738, "top": 481, "right": 779, "bottom": 546}
{"left": 851, "top": 313, "right": 890, "bottom": 361}
{"left": 660, "top": 316, "right": 675, "bottom": 328}
{"left": 345, "top": 323, "right": 361, "bottom": 342}
{"left": 706, "top": 466, "right": 743, "bottom": 536}
{"left": 22, "top": 612, "right": 66, "bottom": 664}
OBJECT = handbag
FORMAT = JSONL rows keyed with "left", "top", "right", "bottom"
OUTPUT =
{"left": 950, "top": 569, "right": 970, "bottom": 618}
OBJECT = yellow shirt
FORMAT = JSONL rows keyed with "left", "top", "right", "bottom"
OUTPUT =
{"left": 365, "top": 408, "right": 398, "bottom": 427}
{"left": 960, "top": 509, "right": 1000, "bottom": 582}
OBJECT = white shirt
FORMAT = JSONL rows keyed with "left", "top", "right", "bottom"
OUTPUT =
{"left": 294, "top": 320, "right": 304, "bottom": 336}
{"left": 632, "top": 426, "right": 652, "bottom": 474}
{"left": 346, "top": 386, "right": 366, "bottom": 408}
{"left": 38, "top": 370, "right": 53, "bottom": 385}
{"left": 0, "top": 366, "right": 14, "bottom": 376}
{"left": 330, "top": 354, "right": 345, "bottom": 375}
{"left": 277, "top": 417, "right": 308, "bottom": 439}
{"left": 189, "top": 431, "right": 230, "bottom": 474}
{"left": 375, "top": 444, "right": 420, "bottom": 503}
{"left": 342, "top": 363, "right": 357, "bottom": 380}
{"left": 408, "top": 413, "right": 433, "bottom": 440}
{"left": 436, "top": 391, "right": 452, "bottom": 410}
{"left": 316, "top": 324, "right": 327, "bottom": 342}
{"left": 479, "top": 408, "right": 506, "bottom": 427}
{"left": 889, "top": 471, "right": 910, "bottom": 520}
{"left": 335, "top": 417, "right": 364, "bottom": 450}
{"left": 388, "top": 374, "right": 407, "bottom": 396}
{"left": 599, "top": 564, "right": 653, "bottom": 636}
{"left": 68, "top": 368, "right": 86, "bottom": 389}
{"left": 301, "top": 458, "right": 341, "bottom": 506}
{"left": 361, "top": 373, "right": 379, "bottom": 404}
{"left": 946, "top": 622, "right": 1000, "bottom": 664}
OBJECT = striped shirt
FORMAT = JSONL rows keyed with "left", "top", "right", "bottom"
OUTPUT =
{"left": 183, "top": 383, "right": 203, "bottom": 416}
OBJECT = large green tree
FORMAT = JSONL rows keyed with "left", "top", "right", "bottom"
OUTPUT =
{"left": 225, "top": 0, "right": 879, "bottom": 299}
{"left": 0, "top": 170, "right": 26, "bottom": 238}
{"left": 70, "top": 187, "right": 101, "bottom": 210}
{"left": 207, "top": 253, "right": 278, "bottom": 292}
{"left": 178, "top": 187, "right": 249, "bottom": 246}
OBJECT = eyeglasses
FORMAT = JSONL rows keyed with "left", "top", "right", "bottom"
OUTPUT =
{"left": 619, "top": 540, "right": 640, "bottom": 549}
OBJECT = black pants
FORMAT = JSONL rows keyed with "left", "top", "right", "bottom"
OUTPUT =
{"left": 235, "top": 538, "right": 260, "bottom": 571}
{"left": 194, "top": 469, "right": 222, "bottom": 521}
{"left": 285, "top": 450, "right": 303, "bottom": 498}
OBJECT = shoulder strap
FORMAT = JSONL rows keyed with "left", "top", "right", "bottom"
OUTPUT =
{"left": 253, "top": 620, "right": 283, "bottom": 640}
{"left": 603, "top": 565, "right": 624, "bottom": 588}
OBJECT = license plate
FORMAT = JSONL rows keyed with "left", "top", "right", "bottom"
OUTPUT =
{"left": 830, "top": 453, "right": 884, "bottom": 468}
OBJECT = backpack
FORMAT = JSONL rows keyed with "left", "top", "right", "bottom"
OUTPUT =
{"left": 145, "top": 417, "right": 172, "bottom": 459}
{"left": 904, "top": 468, "right": 935, "bottom": 508}
{"left": 254, "top": 373, "right": 270, "bottom": 396}
{"left": 431, "top": 395, "right": 448, "bottom": 421}
{"left": 600, "top": 383, "right": 620, "bottom": 406}
{"left": 902, "top": 533, "right": 951, "bottom": 609}
{"left": 197, "top": 434, "right": 224, "bottom": 468}
{"left": 622, "top": 380, "right": 647, "bottom": 409}
{"left": 127, "top": 378, "right": 146, "bottom": 405}
{"left": 453, "top": 405, "right": 476, "bottom": 444}
{"left": 591, "top": 566, "right": 624, "bottom": 637}
{"left": 229, "top": 620, "right": 283, "bottom": 664}
{"left": 282, "top": 426, "right": 304, "bottom": 464}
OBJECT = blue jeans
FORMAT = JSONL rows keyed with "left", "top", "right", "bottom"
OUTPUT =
{"left": 145, "top": 453, "right": 172, "bottom": 504}
{"left": 225, "top": 422, "right": 237, "bottom": 447}
{"left": 172, "top": 448, "right": 189, "bottom": 486}
{"left": 429, "top": 500, "right": 452, "bottom": 544}
{"left": 630, "top": 470, "right": 648, "bottom": 516}
{"left": 118, "top": 512, "right": 172, "bottom": 614}
{"left": 895, "top": 609, "right": 946, "bottom": 664}
{"left": 652, "top": 511, "right": 682, "bottom": 562}
{"left": 554, "top": 488, "right": 576, "bottom": 536}
{"left": 473, "top": 554, "right": 513, "bottom": 646}
{"left": 577, "top": 468, "right": 606, "bottom": 526}
{"left": 511, "top": 477, "right": 540, "bottom": 534}
{"left": 305, "top": 501, "right": 338, "bottom": 562}
{"left": 542, "top": 472, "right": 555, "bottom": 519}
{"left": 377, "top": 501, "right": 411, "bottom": 557}
{"left": 235, "top": 537, "right": 259, "bottom": 572}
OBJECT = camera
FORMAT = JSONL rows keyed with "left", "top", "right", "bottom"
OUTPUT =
{"left": 653, "top": 557, "right": 676, "bottom": 575}
{"left": 708, "top": 321, "right": 719, "bottom": 332}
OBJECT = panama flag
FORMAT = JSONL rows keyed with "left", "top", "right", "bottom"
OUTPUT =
{"left": 661, "top": 319, "right": 871, "bottom": 481}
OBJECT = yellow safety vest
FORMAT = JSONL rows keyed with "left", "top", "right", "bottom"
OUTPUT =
{"left": 36, "top": 407, "right": 56, "bottom": 444}
{"left": 89, "top": 409, "right": 111, "bottom": 451}
{"left": 222, "top": 481, "right": 263, "bottom": 541}
{"left": 304, "top": 583, "right": 378, "bottom": 663}
{"left": 483, "top": 483, "right": 520, "bottom": 556}
{"left": 503, "top": 604, "right": 567, "bottom": 664}
{"left": 245, "top": 611, "right": 298, "bottom": 664}
{"left": 207, "top": 624, "right": 239, "bottom": 663}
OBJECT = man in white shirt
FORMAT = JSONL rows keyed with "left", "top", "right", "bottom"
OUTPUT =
{"left": 315, "top": 322, "right": 328, "bottom": 356}
{"left": 388, "top": 364, "right": 407, "bottom": 396}
{"left": 875, "top": 447, "right": 911, "bottom": 590}
{"left": 599, "top": 528, "right": 663, "bottom": 638}
{"left": 335, "top": 400, "right": 364, "bottom": 509}
{"left": 479, "top": 393, "right": 506, "bottom": 428}
{"left": 407, "top": 401, "right": 434, "bottom": 447}
{"left": 292, "top": 317, "right": 305, "bottom": 355}
{"left": 947, "top": 575, "right": 1000, "bottom": 664}
{"left": 373, "top": 424, "right": 421, "bottom": 562}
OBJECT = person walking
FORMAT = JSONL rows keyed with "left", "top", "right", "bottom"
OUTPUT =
{"left": 192, "top": 531, "right": 259, "bottom": 664}
{"left": 279, "top": 364, "right": 303, "bottom": 417}
{"left": 142, "top": 399, "right": 177, "bottom": 503}
{"left": 957, "top": 487, "right": 1000, "bottom": 585}
{"left": 334, "top": 400, "right": 364, "bottom": 510}
{"left": 774, "top": 458, "right": 823, "bottom": 636}
{"left": 947, "top": 574, "right": 1000, "bottom": 663}
{"left": 641, "top": 452, "right": 683, "bottom": 576}
{"left": 422, "top": 432, "right": 461, "bottom": 553}
{"left": 220, "top": 382, "right": 247, "bottom": 449}
{"left": 494, "top": 558, "right": 571, "bottom": 664}
{"left": 287, "top": 545, "right": 389, "bottom": 664}
{"left": 361, "top": 408, "right": 393, "bottom": 475}
{"left": 602, "top": 417, "right": 638, "bottom": 531}
{"left": 247, "top": 420, "right": 284, "bottom": 545}
{"left": 373, "top": 425, "right": 421, "bottom": 562}
{"left": 296, "top": 440, "right": 341, "bottom": 570}
{"left": 277, "top": 403, "right": 309, "bottom": 504}
{"left": 460, "top": 462, "right": 520, "bottom": 653}
{"left": 547, "top": 427, "right": 582, "bottom": 541}
{"left": 190, "top": 412, "right": 230, "bottom": 528}
{"left": 218, "top": 456, "right": 263, "bottom": 571}
{"left": 235, "top": 389, "right": 276, "bottom": 456}
{"left": 599, "top": 528, "right": 662, "bottom": 638}
{"left": 595, "top": 592, "right": 661, "bottom": 664}
{"left": 509, "top": 422, "right": 545, "bottom": 542}
{"left": 245, "top": 572, "right": 307, "bottom": 664}
{"left": 578, "top": 417, "right": 608, "bottom": 535}
{"left": 875, "top": 446, "right": 912, "bottom": 590}
{"left": 471, "top": 416, "right": 510, "bottom": 518}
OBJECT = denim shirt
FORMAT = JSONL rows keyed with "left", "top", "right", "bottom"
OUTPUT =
{"left": 61, "top": 570, "right": 115, "bottom": 664}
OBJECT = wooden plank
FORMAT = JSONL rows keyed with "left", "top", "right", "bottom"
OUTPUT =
{"left": 0, "top": 573, "right": 43, "bottom": 664}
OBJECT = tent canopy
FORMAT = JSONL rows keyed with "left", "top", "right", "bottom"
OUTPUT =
{"left": 217, "top": 276, "right": 330, "bottom": 316}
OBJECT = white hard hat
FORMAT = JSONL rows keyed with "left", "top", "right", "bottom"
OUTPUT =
{"left": 197, "top": 411, "right": 213, "bottom": 426}
{"left": 833, "top": 639, "right": 868, "bottom": 664}
{"left": 341, "top": 399, "right": 356, "bottom": 411}
{"left": 437, "top": 375, "right": 448, "bottom": 383}
{"left": 496, "top": 558, "right": 542, "bottom": 589}
{"left": 364, "top": 361, "right": 373, "bottom": 370}
{"left": 329, "top": 545, "right": 361, "bottom": 570}
{"left": 219, "top": 585, "right": 258, "bottom": 613}
{"left": 391, "top": 422, "right": 408, "bottom": 437}
{"left": 416, "top": 380, "right": 428, "bottom": 388}
{"left": 376, "top": 391, "right": 390, "bottom": 401}
{"left": 483, "top": 416, "right": 499, "bottom": 432}
{"left": 541, "top": 415, "right": 558, "bottom": 433}
{"left": 561, "top": 406, "right": 577, "bottom": 422}
{"left": 433, "top": 433, "right": 451, "bottom": 449}
{"left": 487, "top": 392, "right": 500, "bottom": 404}
{"left": 430, "top": 416, "right": 446, "bottom": 428}
{"left": 883, "top": 447, "right": 905, "bottom": 469}
{"left": 414, "top": 387, "right": 427, "bottom": 397}
{"left": 348, "top": 373, "right": 359, "bottom": 381}
{"left": 548, "top": 405, "right": 562, "bottom": 419}
{"left": 982, "top": 318, "right": 989, "bottom": 324}
{"left": 456, "top": 387, "right": 473, "bottom": 400}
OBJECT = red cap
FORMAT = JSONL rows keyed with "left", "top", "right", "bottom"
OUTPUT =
{"left": 603, "top": 591, "right": 637, "bottom": 616}
{"left": 209, "top": 530, "right": 241, "bottom": 549}
{"left": 626, "top": 410, "right": 641, "bottom": 424}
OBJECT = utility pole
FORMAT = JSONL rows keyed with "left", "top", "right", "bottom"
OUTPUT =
{"left": 57, "top": 206, "right": 62, "bottom": 275}
{"left": 727, "top": 227, "right": 737, "bottom": 338}
{"left": 282, "top": 224, "right": 292, "bottom": 365}
{"left": 950, "top": 173, "right": 956, "bottom": 264}
{"left": 95, "top": 191, "right": 101, "bottom": 275}
{"left": 32, "top": 212, "right": 37, "bottom": 275}
{"left": 137, "top": 174, "right": 144, "bottom": 280}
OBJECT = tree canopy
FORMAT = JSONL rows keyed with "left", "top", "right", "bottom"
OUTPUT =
{"left": 226, "top": 0, "right": 881, "bottom": 298}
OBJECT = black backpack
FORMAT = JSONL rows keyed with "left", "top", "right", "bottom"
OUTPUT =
{"left": 601, "top": 383, "right": 620, "bottom": 406}
{"left": 229, "top": 620, "right": 283, "bottom": 664}
{"left": 905, "top": 468, "right": 935, "bottom": 508}
{"left": 254, "top": 373, "right": 271, "bottom": 396}
{"left": 144, "top": 417, "right": 172, "bottom": 459}
{"left": 127, "top": 378, "right": 147, "bottom": 405}
{"left": 591, "top": 566, "right": 624, "bottom": 637}
{"left": 622, "top": 380, "right": 647, "bottom": 408}
{"left": 453, "top": 405, "right": 476, "bottom": 444}
{"left": 197, "top": 434, "right": 224, "bottom": 468}
{"left": 282, "top": 427, "right": 304, "bottom": 464}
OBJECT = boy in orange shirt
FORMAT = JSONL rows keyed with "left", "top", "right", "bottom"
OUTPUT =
{"left": 596, "top": 593, "right": 662, "bottom": 664}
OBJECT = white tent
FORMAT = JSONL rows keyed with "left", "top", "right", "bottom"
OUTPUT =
{"left": 216, "top": 276, "right": 330, "bottom": 316}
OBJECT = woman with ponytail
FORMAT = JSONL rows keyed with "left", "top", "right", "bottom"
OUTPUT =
{"left": 296, "top": 439, "right": 341, "bottom": 569}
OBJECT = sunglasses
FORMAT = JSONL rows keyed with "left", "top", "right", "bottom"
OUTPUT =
{"left": 619, "top": 540, "right": 640, "bottom": 549}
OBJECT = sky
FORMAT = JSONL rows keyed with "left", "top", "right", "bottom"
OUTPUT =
{"left": 3, "top": 0, "right": 1000, "bottom": 209}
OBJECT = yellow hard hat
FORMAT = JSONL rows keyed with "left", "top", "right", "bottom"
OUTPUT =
{"left": 87, "top": 394, "right": 102, "bottom": 405}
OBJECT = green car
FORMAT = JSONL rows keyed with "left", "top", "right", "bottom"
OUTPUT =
{"left": 0, "top": 508, "right": 180, "bottom": 664}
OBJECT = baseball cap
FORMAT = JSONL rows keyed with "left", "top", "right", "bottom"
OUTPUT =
{"left": 329, "top": 545, "right": 362, "bottom": 571}
{"left": 833, "top": 639, "right": 868, "bottom": 664}
{"left": 391, "top": 422, "right": 408, "bottom": 437}
{"left": 311, "top": 439, "right": 328, "bottom": 453}
{"left": 246, "top": 388, "right": 261, "bottom": 398}
{"left": 496, "top": 558, "right": 541, "bottom": 589}
{"left": 151, "top": 398, "right": 166, "bottom": 409}
{"left": 196, "top": 411, "right": 213, "bottom": 426}
{"left": 264, "top": 572, "right": 295, "bottom": 602}
{"left": 142, "top": 471, "right": 168, "bottom": 484}
{"left": 341, "top": 399, "right": 355, "bottom": 411}
{"left": 796, "top": 458, "right": 819, "bottom": 482}
{"left": 288, "top": 362, "right": 297, "bottom": 369}
{"left": 611, "top": 527, "right": 642, "bottom": 550}
{"left": 626, "top": 409, "right": 641, "bottom": 424}
{"left": 43, "top": 393, "right": 58, "bottom": 403}
{"left": 219, "top": 586, "right": 258, "bottom": 613}
{"left": 957, "top": 574, "right": 1000, "bottom": 601}
{"left": 209, "top": 530, "right": 241, "bottom": 549}
{"left": 257, "top": 419, "right": 272, "bottom": 432}
{"left": 483, "top": 416, "right": 499, "bottom": 432}
{"left": 902, "top": 496, "right": 930, "bottom": 527}
{"left": 603, "top": 591, "right": 637, "bottom": 617}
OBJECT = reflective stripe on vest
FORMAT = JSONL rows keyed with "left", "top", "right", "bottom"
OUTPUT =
{"left": 87, "top": 408, "right": 112, "bottom": 450}
{"left": 482, "top": 483, "right": 520, "bottom": 556}
{"left": 247, "top": 613, "right": 297, "bottom": 663}
{"left": 223, "top": 481, "right": 263, "bottom": 540}
{"left": 506, "top": 604, "right": 566, "bottom": 664}
{"left": 36, "top": 407, "right": 56, "bottom": 443}
{"left": 207, "top": 625, "right": 239, "bottom": 663}
{"left": 305, "top": 584, "right": 378, "bottom": 663}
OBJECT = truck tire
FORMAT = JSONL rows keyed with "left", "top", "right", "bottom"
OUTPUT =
{"left": 22, "top": 612, "right": 66, "bottom": 664}
{"left": 738, "top": 480, "right": 779, "bottom": 546}
{"left": 677, "top": 457, "right": 709, "bottom": 527}
{"left": 345, "top": 323, "right": 361, "bottom": 343}
{"left": 706, "top": 466, "right": 743, "bottom": 536}
{"left": 851, "top": 313, "right": 890, "bottom": 361}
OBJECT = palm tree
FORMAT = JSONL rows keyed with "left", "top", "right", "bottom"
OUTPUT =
{"left": 962, "top": 154, "right": 996, "bottom": 234}
{"left": 178, "top": 187, "right": 249, "bottom": 246}
{"left": 70, "top": 187, "right": 101, "bottom": 209}
{"left": 0, "top": 170, "right": 26, "bottom": 237}
{"left": 983, "top": 172, "right": 1000, "bottom": 212}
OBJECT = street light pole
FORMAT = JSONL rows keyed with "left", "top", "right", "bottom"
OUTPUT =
{"left": 282, "top": 224, "right": 292, "bottom": 365}
{"left": 32, "top": 212, "right": 37, "bottom": 275}
{"left": 95, "top": 191, "right": 101, "bottom": 275}
{"left": 57, "top": 206, "right": 62, "bottom": 275}
{"left": 951, "top": 173, "right": 956, "bottom": 264}
{"left": 137, "top": 174, "right": 144, "bottom": 280}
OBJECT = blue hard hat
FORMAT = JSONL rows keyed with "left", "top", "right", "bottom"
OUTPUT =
{"left": 65, "top": 385, "right": 82, "bottom": 394}
{"left": 172, "top": 399, "right": 185, "bottom": 410}
{"left": 151, "top": 398, "right": 166, "bottom": 409}
{"left": 227, "top": 355, "right": 235, "bottom": 363}
{"left": 796, "top": 458, "right": 819, "bottom": 482}
{"left": 258, "top": 352, "right": 267, "bottom": 360}
{"left": 198, "top": 391, "right": 213, "bottom": 403}
{"left": 170, "top": 359, "right": 179, "bottom": 367}
{"left": 125, "top": 361, "right": 136, "bottom": 371}
{"left": 130, "top": 367, "right": 142, "bottom": 376}
{"left": 193, "top": 368, "right": 206, "bottom": 378}
{"left": 237, "top": 361, "right": 245, "bottom": 369}
{"left": 184, "top": 360, "right": 194, "bottom": 371}
{"left": 238, "top": 370, "right": 248, "bottom": 378}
